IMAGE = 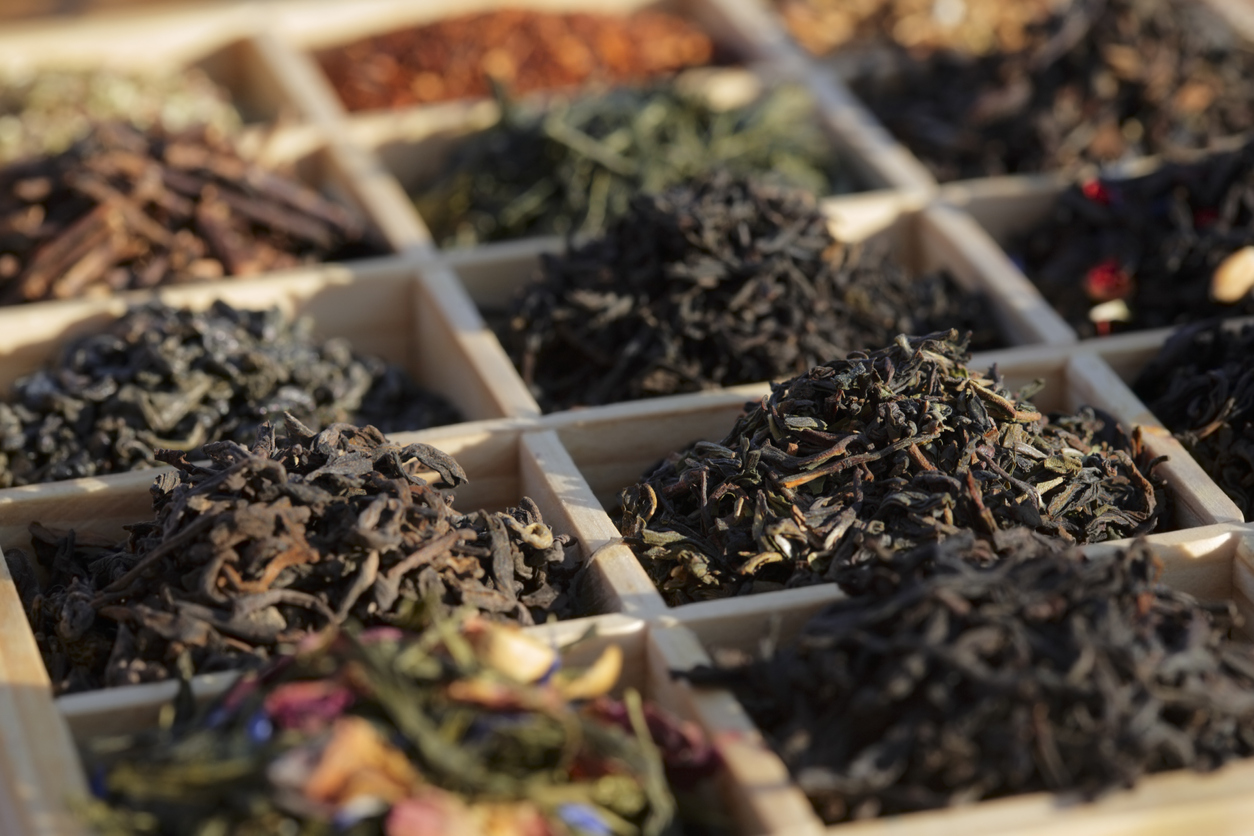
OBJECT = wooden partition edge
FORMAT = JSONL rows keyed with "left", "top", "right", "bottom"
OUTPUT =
{"left": 648, "top": 624, "right": 826, "bottom": 836}
{"left": 412, "top": 260, "right": 541, "bottom": 419}
{"left": 519, "top": 431, "right": 668, "bottom": 619}
{"left": 0, "top": 552, "right": 89, "bottom": 835}
{"left": 1066, "top": 353, "right": 1244, "bottom": 527}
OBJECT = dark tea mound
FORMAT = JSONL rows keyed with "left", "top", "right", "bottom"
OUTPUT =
{"left": 503, "top": 174, "right": 999, "bottom": 412}
{"left": 82, "top": 619, "right": 713, "bottom": 835}
{"left": 1133, "top": 320, "right": 1254, "bottom": 515}
{"left": 8, "top": 419, "right": 581, "bottom": 694}
{"left": 317, "top": 8, "right": 715, "bottom": 110}
{"left": 618, "top": 331, "right": 1165, "bottom": 605}
{"left": 0, "top": 301, "right": 461, "bottom": 487}
{"left": 851, "top": 0, "right": 1254, "bottom": 180}
{"left": 417, "top": 82, "right": 854, "bottom": 247}
{"left": 0, "top": 121, "right": 383, "bottom": 304}
{"left": 1018, "top": 143, "right": 1254, "bottom": 336}
{"left": 681, "top": 532, "right": 1254, "bottom": 822}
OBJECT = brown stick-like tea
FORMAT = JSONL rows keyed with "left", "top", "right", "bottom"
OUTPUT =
{"left": 619, "top": 332, "right": 1166, "bottom": 604}
{"left": 0, "top": 122, "right": 383, "bottom": 304}
{"left": 8, "top": 418, "right": 581, "bottom": 694}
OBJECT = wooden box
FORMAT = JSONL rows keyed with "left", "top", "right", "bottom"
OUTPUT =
{"left": 0, "top": 1, "right": 1253, "bottom": 834}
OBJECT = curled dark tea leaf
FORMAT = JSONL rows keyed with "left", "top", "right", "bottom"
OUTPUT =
{"left": 505, "top": 173, "right": 999, "bottom": 412}
{"left": 618, "top": 331, "right": 1166, "bottom": 604}
{"left": 679, "top": 532, "right": 1254, "bottom": 821}
{"left": 1133, "top": 320, "right": 1254, "bottom": 516}
{"left": 15, "top": 422, "right": 580, "bottom": 694}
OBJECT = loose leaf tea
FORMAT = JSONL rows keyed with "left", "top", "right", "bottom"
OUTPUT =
{"left": 0, "top": 67, "right": 241, "bottom": 165}
{"left": 0, "top": 121, "right": 383, "bottom": 304}
{"left": 681, "top": 531, "right": 1254, "bottom": 821}
{"left": 317, "top": 8, "right": 715, "bottom": 111}
{"left": 0, "top": 301, "right": 460, "bottom": 487}
{"left": 418, "top": 81, "right": 855, "bottom": 246}
{"left": 851, "top": 0, "right": 1254, "bottom": 180}
{"left": 82, "top": 618, "right": 718, "bottom": 835}
{"left": 10, "top": 418, "right": 580, "bottom": 694}
{"left": 504, "top": 174, "right": 998, "bottom": 412}
{"left": 1018, "top": 143, "right": 1254, "bottom": 336}
{"left": 774, "top": 0, "right": 1057, "bottom": 57}
{"left": 619, "top": 332, "right": 1166, "bottom": 605}
{"left": 1133, "top": 320, "right": 1254, "bottom": 516}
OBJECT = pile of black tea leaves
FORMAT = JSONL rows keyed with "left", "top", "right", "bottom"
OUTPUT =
{"left": 619, "top": 331, "right": 1166, "bottom": 604}
{"left": 850, "top": 0, "right": 1254, "bottom": 181}
{"left": 680, "top": 530, "right": 1254, "bottom": 822}
{"left": 1017, "top": 141, "right": 1254, "bottom": 337}
{"left": 415, "top": 79, "right": 854, "bottom": 247}
{"left": 0, "top": 301, "right": 461, "bottom": 487}
{"left": 8, "top": 417, "right": 581, "bottom": 694}
{"left": 503, "top": 173, "right": 1000, "bottom": 412}
{"left": 1133, "top": 319, "right": 1254, "bottom": 516}
{"left": 82, "top": 615, "right": 720, "bottom": 835}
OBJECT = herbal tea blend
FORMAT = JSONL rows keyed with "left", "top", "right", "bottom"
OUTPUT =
{"left": 0, "top": 121, "right": 383, "bottom": 304}
{"left": 682, "top": 532, "right": 1254, "bottom": 822}
{"left": 619, "top": 332, "right": 1166, "bottom": 605}
{"left": 9, "top": 418, "right": 580, "bottom": 694}
{"left": 0, "top": 301, "right": 460, "bottom": 487}
{"left": 851, "top": 0, "right": 1254, "bottom": 180}
{"left": 317, "top": 8, "right": 715, "bottom": 111}
{"left": 1018, "top": 143, "right": 1254, "bottom": 336}
{"left": 1133, "top": 320, "right": 1254, "bottom": 516}
{"left": 773, "top": 0, "right": 1057, "bottom": 57}
{"left": 0, "top": 67, "right": 242, "bottom": 165}
{"left": 503, "top": 174, "right": 998, "bottom": 413}
{"left": 82, "top": 619, "right": 718, "bottom": 835}
{"left": 417, "top": 82, "right": 854, "bottom": 246}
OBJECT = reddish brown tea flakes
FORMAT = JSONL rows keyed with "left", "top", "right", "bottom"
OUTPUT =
{"left": 316, "top": 8, "right": 715, "bottom": 111}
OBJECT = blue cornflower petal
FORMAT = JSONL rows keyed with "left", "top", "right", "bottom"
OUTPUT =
{"left": 557, "top": 802, "right": 612, "bottom": 836}
{"left": 247, "top": 710, "right": 273, "bottom": 743}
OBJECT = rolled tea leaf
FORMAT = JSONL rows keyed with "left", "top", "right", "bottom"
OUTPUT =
{"left": 0, "top": 301, "right": 461, "bottom": 487}
{"left": 618, "top": 331, "right": 1166, "bottom": 604}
